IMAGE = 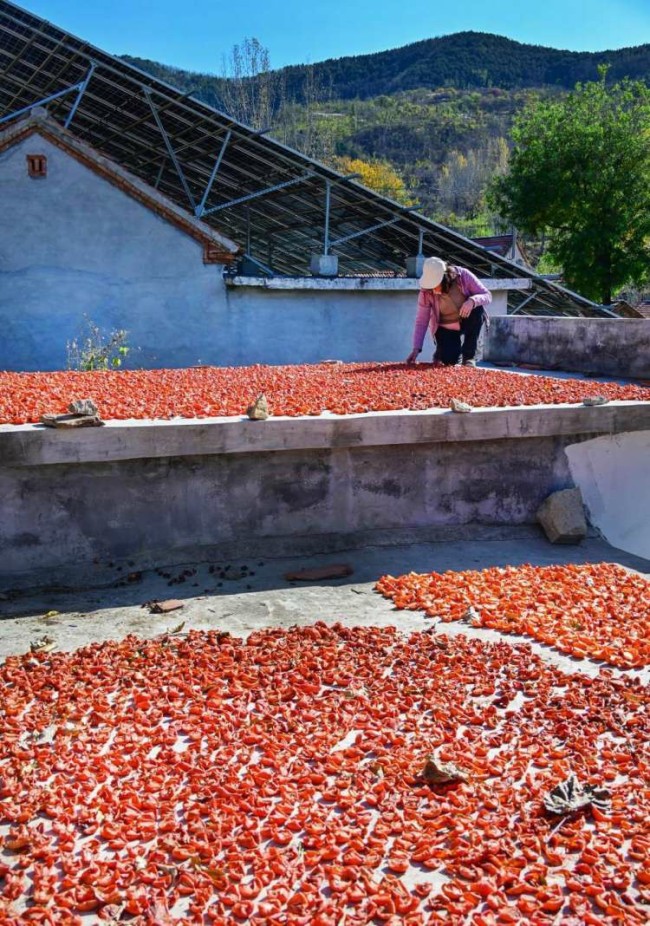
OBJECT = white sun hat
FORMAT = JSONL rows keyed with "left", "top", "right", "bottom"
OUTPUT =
{"left": 418, "top": 256, "right": 446, "bottom": 289}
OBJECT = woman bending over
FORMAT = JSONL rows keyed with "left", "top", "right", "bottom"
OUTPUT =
{"left": 406, "top": 257, "right": 492, "bottom": 367}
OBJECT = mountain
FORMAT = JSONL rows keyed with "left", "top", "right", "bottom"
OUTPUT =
{"left": 122, "top": 33, "right": 650, "bottom": 239}
{"left": 124, "top": 31, "right": 650, "bottom": 105}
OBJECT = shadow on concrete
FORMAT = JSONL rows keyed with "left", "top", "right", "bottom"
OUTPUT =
{"left": 1, "top": 529, "right": 648, "bottom": 625}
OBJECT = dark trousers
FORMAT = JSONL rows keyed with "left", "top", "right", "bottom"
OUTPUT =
{"left": 434, "top": 309, "right": 485, "bottom": 365}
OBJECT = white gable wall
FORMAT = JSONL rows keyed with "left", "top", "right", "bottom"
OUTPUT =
{"left": 0, "top": 135, "right": 230, "bottom": 370}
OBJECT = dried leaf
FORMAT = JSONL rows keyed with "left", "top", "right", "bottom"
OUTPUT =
{"left": 148, "top": 599, "right": 184, "bottom": 614}
{"left": 30, "top": 635, "right": 55, "bottom": 653}
{"left": 543, "top": 773, "right": 611, "bottom": 815}
{"left": 460, "top": 605, "right": 482, "bottom": 626}
{"left": 421, "top": 753, "right": 468, "bottom": 785}
{"left": 170, "top": 620, "right": 186, "bottom": 634}
{"left": 344, "top": 686, "right": 368, "bottom": 700}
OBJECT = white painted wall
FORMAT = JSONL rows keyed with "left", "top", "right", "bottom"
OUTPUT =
{"left": 567, "top": 431, "right": 650, "bottom": 560}
{"left": 223, "top": 283, "right": 511, "bottom": 364}
{"left": 223, "top": 285, "right": 419, "bottom": 363}
{"left": 0, "top": 135, "right": 229, "bottom": 370}
{"left": 0, "top": 134, "right": 522, "bottom": 371}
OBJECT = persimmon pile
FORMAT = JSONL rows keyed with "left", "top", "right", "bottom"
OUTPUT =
{"left": 376, "top": 562, "right": 650, "bottom": 669}
{"left": 1, "top": 625, "right": 648, "bottom": 924}
{"left": 0, "top": 364, "right": 647, "bottom": 425}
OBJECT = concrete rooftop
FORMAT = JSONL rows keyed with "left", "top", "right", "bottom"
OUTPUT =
{"left": 1, "top": 529, "right": 648, "bottom": 686}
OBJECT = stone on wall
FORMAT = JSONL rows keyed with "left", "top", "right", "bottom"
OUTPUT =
{"left": 536, "top": 488, "right": 587, "bottom": 544}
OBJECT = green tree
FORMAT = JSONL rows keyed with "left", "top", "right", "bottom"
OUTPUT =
{"left": 489, "top": 69, "right": 650, "bottom": 304}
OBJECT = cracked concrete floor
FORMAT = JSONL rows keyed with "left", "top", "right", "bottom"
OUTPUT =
{"left": 1, "top": 530, "right": 648, "bottom": 683}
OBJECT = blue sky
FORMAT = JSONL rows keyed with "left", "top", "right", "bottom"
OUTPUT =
{"left": 23, "top": 0, "right": 650, "bottom": 72}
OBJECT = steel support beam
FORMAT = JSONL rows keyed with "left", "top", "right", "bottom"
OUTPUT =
{"left": 203, "top": 173, "right": 316, "bottom": 215}
{"left": 510, "top": 291, "right": 539, "bottom": 315}
{"left": 64, "top": 60, "right": 96, "bottom": 128}
{"left": 144, "top": 87, "right": 196, "bottom": 213}
{"left": 153, "top": 158, "right": 166, "bottom": 190}
{"left": 195, "top": 129, "right": 232, "bottom": 218}
{"left": 241, "top": 254, "right": 274, "bottom": 276}
{"left": 330, "top": 207, "right": 419, "bottom": 248}
{"left": 0, "top": 81, "right": 82, "bottom": 125}
{"left": 322, "top": 173, "right": 361, "bottom": 254}
{"left": 323, "top": 181, "right": 332, "bottom": 255}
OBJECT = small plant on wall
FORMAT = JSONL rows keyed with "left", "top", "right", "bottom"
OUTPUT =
{"left": 66, "top": 316, "right": 130, "bottom": 371}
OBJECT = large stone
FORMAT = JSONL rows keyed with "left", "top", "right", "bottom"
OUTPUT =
{"left": 69, "top": 398, "right": 99, "bottom": 417}
{"left": 537, "top": 488, "right": 587, "bottom": 544}
{"left": 246, "top": 393, "right": 269, "bottom": 421}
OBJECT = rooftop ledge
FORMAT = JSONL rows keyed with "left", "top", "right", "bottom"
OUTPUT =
{"left": 225, "top": 275, "right": 532, "bottom": 292}
{"left": 1, "top": 401, "right": 648, "bottom": 467}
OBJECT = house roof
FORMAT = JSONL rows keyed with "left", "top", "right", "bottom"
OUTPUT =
{"left": 473, "top": 234, "right": 532, "bottom": 267}
{"left": 0, "top": 0, "right": 612, "bottom": 315}
{"left": 0, "top": 109, "right": 239, "bottom": 263}
{"left": 473, "top": 235, "right": 515, "bottom": 257}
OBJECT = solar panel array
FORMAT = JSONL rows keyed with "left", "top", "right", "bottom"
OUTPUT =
{"left": 0, "top": 0, "right": 604, "bottom": 314}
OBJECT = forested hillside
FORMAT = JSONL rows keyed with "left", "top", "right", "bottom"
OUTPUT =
{"left": 123, "top": 32, "right": 649, "bottom": 240}
{"left": 125, "top": 31, "right": 650, "bottom": 103}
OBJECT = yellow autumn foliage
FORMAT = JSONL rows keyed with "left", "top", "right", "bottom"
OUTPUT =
{"left": 333, "top": 156, "right": 415, "bottom": 206}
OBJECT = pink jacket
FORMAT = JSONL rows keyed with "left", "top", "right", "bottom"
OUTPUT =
{"left": 412, "top": 267, "right": 492, "bottom": 351}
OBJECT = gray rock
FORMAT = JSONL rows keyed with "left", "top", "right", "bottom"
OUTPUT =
{"left": 69, "top": 398, "right": 99, "bottom": 417}
{"left": 537, "top": 488, "right": 587, "bottom": 544}
{"left": 246, "top": 393, "right": 269, "bottom": 421}
{"left": 449, "top": 398, "right": 473, "bottom": 414}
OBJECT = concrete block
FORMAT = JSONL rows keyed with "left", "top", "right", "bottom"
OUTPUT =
{"left": 405, "top": 256, "right": 425, "bottom": 278}
{"left": 537, "top": 488, "right": 587, "bottom": 544}
{"left": 310, "top": 254, "right": 339, "bottom": 277}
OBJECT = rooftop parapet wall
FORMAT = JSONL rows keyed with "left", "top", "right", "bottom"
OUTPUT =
{"left": 1, "top": 402, "right": 649, "bottom": 586}
{"left": 1, "top": 402, "right": 649, "bottom": 467}
{"left": 222, "top": 275, "right": 528, "bottom": 365}
{"left": 485, "top": 317, "right": 650, "bottom": 380}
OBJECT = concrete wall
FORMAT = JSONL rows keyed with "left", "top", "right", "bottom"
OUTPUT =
{"left": 224, "top": 285, "right": 419, "bottom": 364}
{"left": 0, "top": 135, "right": 229, "bottom": 370}
{"left": 1, "top": 401, "right": 648, "bottom": 585}
{"left": 222, "top": 279, "right": 511, "bottom": 365}
{"left": 567, "top": 430, "right": 650, "bottom": 560}
{"left": 485, "top": 317, "right": 650, "bottom": 379}
{"left": 0, "top": 137, "right": 519, "bottom": 373}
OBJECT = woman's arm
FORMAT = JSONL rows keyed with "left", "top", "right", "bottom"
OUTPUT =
{"left": 412, "top": 290, "right": 435, "bottom": 351}
{"left": 458, "top": 267, "right": 492, "bottom": 308}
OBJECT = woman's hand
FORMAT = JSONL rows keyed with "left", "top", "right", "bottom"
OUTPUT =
{"left": 459, "top": 298, "right": 475, "bottom": 319}
{"left": 405, "top": 349, "right": 420, "bottom": 365}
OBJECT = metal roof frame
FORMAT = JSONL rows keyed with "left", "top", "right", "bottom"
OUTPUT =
{"left": 0, "top": 0, "right": 607, "bottom": 315}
